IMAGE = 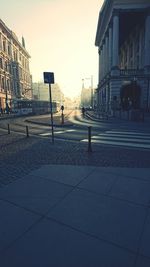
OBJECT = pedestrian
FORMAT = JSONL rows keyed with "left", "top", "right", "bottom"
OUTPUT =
{"left": 82, "top": 107, "right": 85, "bottom": 116}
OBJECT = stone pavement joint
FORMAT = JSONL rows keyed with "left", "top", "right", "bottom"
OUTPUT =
{"left": 0, "top": 164, "right": 150, "bottom": 266}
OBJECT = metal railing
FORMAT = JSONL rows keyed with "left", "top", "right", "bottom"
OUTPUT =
{"left": 120, "top": 69, "right": 144, "bottom": 76}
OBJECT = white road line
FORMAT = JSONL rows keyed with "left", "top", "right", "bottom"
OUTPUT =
{"left": 81, "top": 130, "right": 150, "bottom": 149}
{"left": 100, "top": 133, "right": 150, "bottom": 139}
{"left": 65, "top": 129, "right": 77, "bottom": 132}
{"left": 106, "top": 130, "right": 150, "bottom": 136}
{"left": 40, "top": 129, "right": 77, "bottom": 136}
{"left": 81, "top": 139, "right": 150, "bottom": 149}
{"left": 94, "top": 135, "right": 150, "bottom": 143}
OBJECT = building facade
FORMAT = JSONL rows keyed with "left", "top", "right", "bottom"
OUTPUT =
{"left": 95, "top": 0, "right": 150, "bottom": 113}
{"left": 32, "top": 82, "right": 64, "bottom": 105}
{"left": 0, "top": 19, "right": 32, "bottom": 111}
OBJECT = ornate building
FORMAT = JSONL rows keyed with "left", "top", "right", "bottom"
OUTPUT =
{"left": 95, "top": 0, "right": 150, "bottom": 113}
{"left": 0, "top": 19, "right": 32, "bottom": 111}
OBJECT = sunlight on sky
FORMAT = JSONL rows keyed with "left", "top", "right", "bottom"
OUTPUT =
{"left": 1, "top": 0, "right": 104, "bottom": 98}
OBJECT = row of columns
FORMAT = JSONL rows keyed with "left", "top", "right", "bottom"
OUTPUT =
{"left": 145, "top": 12, "right": 150, "bottom": 71}
{"left": 98, "top": 13, "right": 119, "bottom": 82}
{"left": 98, "top": 10, "right": 150, "bottom": 82}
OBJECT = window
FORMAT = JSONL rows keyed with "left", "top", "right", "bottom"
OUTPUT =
{"left": 3, "top": 39, "right": 6, "bottom": 52}
{"left": 1, "top": 78, "right": 4, "bottom": 89}
{"left": 8, "top": 44, "right": 11, "bottom": 55}
{"left": 5, "top": 61, "right": 8, "bottom": 71}
{"left": 129, "top": 43, "right": 133, "bottom": 58}
{"left": 0, "top": 58, "right": 3, "bottom": 69}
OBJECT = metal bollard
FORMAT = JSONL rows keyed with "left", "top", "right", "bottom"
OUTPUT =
{"left": 119, "top": 109, "right": 121, "bottom": 119}
{"left": 8, "top": 124, "right": 10, "bottom": 134}
{"left": 87, "top": 126, "right": 92, "bottom": 152}
{"left": 61, "top": 113, "right": 64, "bottom": 125}
{"left": 127, "top": 110, "right": 130, "bottom": 120}
{"left": 26, "top": 126, "right": 29, "bottom": 137}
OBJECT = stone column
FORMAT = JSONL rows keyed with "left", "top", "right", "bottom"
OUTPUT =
{"left": 108, "top": 26, "right": 112, "bottom": 71}
{"left": 103, "top": 42, "right": 106, "bottom": 77}
{"left": 105, "top": 35, "right": 109, "bottom": 74}
{"left": 112, "top": 13, "right": 119, "bottom": 68}
{"left": 144, "top": 13, "right": 150, "bottom": 71}
{"left": 0, "top": 32, "right": 2, "bottom": 51}
{"left": 98, "top": 48, "right": 101, "bottom": 82}
{"left": 139, "top": 30, "right": 143, "bottom": 69}
{"left": 101, "top": 45, "right": 104, "bottom": 79}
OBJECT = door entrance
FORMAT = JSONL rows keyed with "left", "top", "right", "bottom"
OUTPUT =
{"left": 120, "top": 82, "right": 141, "bottom": 110}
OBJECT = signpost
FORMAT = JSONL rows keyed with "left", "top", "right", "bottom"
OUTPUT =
{"left": 61, "top": 105, "right": 64, "bottom": 125}
{"left": 43, "top": 72, "right": 55, "bottom": 143}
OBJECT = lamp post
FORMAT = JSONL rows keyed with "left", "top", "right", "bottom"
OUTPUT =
{"left": 90, "top": 75, "right": 93, "bottom": 108}
{"left": 43, "top": 72, "right": 55, "bottom": 143}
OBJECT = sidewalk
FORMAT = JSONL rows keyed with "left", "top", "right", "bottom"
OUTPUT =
{"left": 0, "top": 164, "right": 150, "bottom": 266}
{"left": 86, "top": 110, "right": 150, "bottom": 125}
{"left": 26, "top": 111, "right": 74, "bottom": 127}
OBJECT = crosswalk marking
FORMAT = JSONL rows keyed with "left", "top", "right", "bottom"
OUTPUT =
{"left": 81, "top": 139, "right": 150, "bottom": 149}
{"left": 105, "top": 130, "right": 150, "bottom": 136}
{"left": 94, "top": 135, "right": 150, "bottom": 143}
{"left": 81, "top": 130, "right": 150, "bottom": 149}
{"left": 40, "top": 129, "right": 77, "bottom": 136}
{"left": 40, "top": 132, "right": 51, "bottom": 136}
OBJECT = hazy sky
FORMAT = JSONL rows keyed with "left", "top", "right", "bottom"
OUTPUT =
{"left": 1, "top": 0, "right": 103, "bottom": 98}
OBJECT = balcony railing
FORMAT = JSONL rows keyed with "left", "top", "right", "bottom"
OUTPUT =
{"left": 120, "top": 69, "right": 144, "bottom": 76}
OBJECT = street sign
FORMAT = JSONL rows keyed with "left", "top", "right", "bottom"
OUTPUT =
{"left": 43, "top": 72, "right": 54, "bottom": 84}
{"left": 43, "top": 71, "right": 55, "bottom": 143}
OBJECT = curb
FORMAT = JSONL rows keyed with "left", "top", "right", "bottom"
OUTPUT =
{"left": 25, "top": 119, "right": 74, "bottom": 128}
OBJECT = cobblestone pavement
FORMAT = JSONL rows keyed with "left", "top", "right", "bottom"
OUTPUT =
{"left": 0, "top": 129, "right": 150, "bottom": 187}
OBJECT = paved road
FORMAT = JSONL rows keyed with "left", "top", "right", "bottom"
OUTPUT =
{"left": 0, "top": 111, "right": 150, "bottom": 187}
{"left": 1, "top": 111, "right": 150, "bottom": 266}
{"left": 0, "top": 130, "right": 150, "bottom": 188}
{"left": 27, "top": 111, "right": 150, "bottom": 151}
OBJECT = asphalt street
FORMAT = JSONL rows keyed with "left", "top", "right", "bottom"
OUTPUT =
{"left": 0, "top": 111, "right": 150, "bottom": 187}
{"left": 0, "top": 113, "right": 150, "bottom": 267}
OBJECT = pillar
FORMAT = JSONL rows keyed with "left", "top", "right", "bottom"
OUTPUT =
{"left": 103, "top": 42, "right": 106, "bottom": 77}
{"left": 144, "top": 13, "right": 150, "bottom": 71}
{"left": 98, "top": 48, "right": 101, "bottom": 82}
{"left": 112, "top": 13, "right": 119, "bottom": 68}
{"left": 105, "top": 35, "right": 109, "bottom": 74}
{"left": 101, "top": 45, "right": 104, "bottom": 79}
{"left": 108, "top": 26, "right": 112, "bottom": 71}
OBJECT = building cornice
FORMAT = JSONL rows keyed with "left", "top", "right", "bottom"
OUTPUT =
{"left": 95, "top": 0, "right": 150, "bottom": 47}
{"left": 0, "top": 19, "right": 30, "bottom": 58}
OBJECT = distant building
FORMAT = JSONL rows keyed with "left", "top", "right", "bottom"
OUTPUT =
{"left": 32, "top": 82, "right": 64, "bottom": 105}
{"left": 80, "top": 87, "right": 91, "bottom": 108}
{"left": 95, "top": 0, "right": 150, "bottom": 112}
{"left": 0, "top": 19, "right": 32, "bottom": 110}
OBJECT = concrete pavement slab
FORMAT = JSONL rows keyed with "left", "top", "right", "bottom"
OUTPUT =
{"left": 0, "top": 175, "right": 73, "bottom": 214}
{"left": 1, "top": 164, "right": 150, "bottom": 266}
{"left": 109, "top": 176, "right": 150, "bottom": 205}
{"left": 136, "top": 255, "right": 150, "bottom": 267}
{"left": 29, "top": 164, "right": 96, "bottom": 186}
{"left": 78, "top": 169, "right": 118, "bottom": 195}
{"left": 0, "top": 218, "right": 136, "bottom": 267}
{"left": 102, "top": 167, "right": 150, "bottom": 181}
{"left": 139, "top": 209, "right": 150, "bottom": 258}
{"left": 0, "top": 199, "right": 40, "bottom": 252}
{"left": 47, "top": 188, "right": 146, "bottom": 252}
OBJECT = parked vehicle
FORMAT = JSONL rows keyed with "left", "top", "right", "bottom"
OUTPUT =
{"left": 12, "top": 99, "right": 59, "bottom": 115}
